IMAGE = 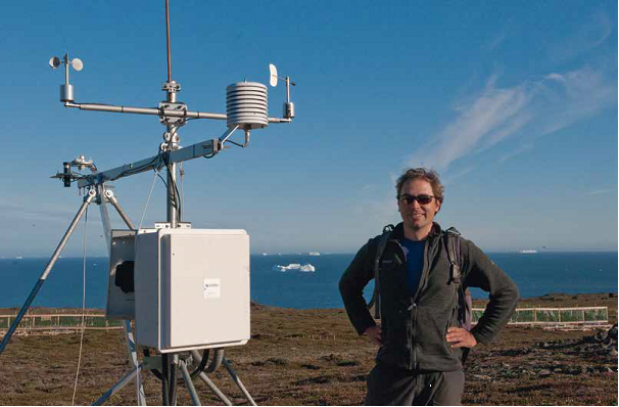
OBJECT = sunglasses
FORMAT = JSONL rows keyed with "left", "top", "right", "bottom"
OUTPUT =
{"left": 399, "top": 194, "right": 435, "bottom": 205}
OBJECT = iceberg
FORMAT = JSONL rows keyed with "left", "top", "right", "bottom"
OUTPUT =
{"left": 273, "top": 263, "right": 316, "bottom": 273}
{"left": 299, "top": 264, "right": 316, "bottom": 272}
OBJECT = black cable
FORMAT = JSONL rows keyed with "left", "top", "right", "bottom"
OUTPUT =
{"left": 157, "top": 173, "right": 169, "bottom": 189}
{"left": 226, "top": 139, "right": 245, "bottom": 148}
{"left": 162, "top": 156, "right": 182, "bottom": 223}
{"left": 189, "top": 349, "right": 210, "bottom": 378}
{"left": 143, "top": 348, "right": 164, "bottom": 380}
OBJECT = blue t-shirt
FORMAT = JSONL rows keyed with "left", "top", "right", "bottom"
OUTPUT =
{"left": 400, "top": 238, "right": 425, "bottom": 297}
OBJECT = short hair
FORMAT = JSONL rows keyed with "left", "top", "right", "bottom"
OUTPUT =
{"left": 395, "top": 168, "right": 445, "bottom": 203}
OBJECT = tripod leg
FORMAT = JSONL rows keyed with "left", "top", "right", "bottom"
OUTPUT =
{"left": 180, "top": 361, "right": 202, "bottom": 406}
{"left": 123, "top": 320, "right": 146, "bottom": 406}
{"left": 92, "top": 365, "right": 142, "bottom": 406}
{"left": 105, "top": 190, "right": 136, "bottom": 230}
{"left": 97, "top": 184, "right": 112, "bottom": 253}
{"left": 0, "top": 189, "right": 97, "bottom": 356}
{"left": 223, "top": 358, "right": 257, "bottom": 406}
{"left": 196, "top": 372, "right": 233, "bottom": 406}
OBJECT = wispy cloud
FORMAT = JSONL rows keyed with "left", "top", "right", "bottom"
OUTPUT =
{"left": 443, "top": 166, "right": 476, "bottom": 186}
{"left": 484, "top": 20, "right": 513, "bottom": 52}
{"left": 586, "top": 188, "right": 615, "bottom": 196}
{"left": 549, "top": 11, "right": 613, "bottom": 63}
{"left": 498, "top": 143, "right": 534, "bottom": 163}
{"left": 406, "top": 62, "right": 616, "bottom": 171}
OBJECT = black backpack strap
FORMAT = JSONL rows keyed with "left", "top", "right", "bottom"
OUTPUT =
{"left": 444, "top": 227, "right": 473, "bottom": 363}
{"left": 367, "top": 224, "right": 394, "bottom": 320}
{"left": 445, "top": 227, "right": 462, "bottom": 284}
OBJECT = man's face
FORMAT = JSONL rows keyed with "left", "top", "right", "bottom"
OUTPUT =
{"left": 398, "top": 178, "right": 441, "bottom": 232}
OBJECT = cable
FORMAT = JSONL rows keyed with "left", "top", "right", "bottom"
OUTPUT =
{"left": 162, "top": 155, "right": 182, "bottom": 223}
{"left": 139, "top": 170, "right": 159, "bottom": 230}
{"left": 71, "top": 207, "right": 89, "bottom": 405}
{"left": 190, "top": 350, "right": 210, "bottom": 378}
{"left": 179, "top": 162, "right": 184, "bottom": 217}
{"left": 157, "top": 172, "right": 169, "bottom": 188}
{"left": 143, "top": 348, "right": 163, "bottom": 380}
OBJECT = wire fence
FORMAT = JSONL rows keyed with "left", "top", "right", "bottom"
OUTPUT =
{"left": 0, "top": 314, "right": 123, "bottom": 333}
{"left": 0, "top": 306, "right": 610, "bottom": 334}
{"left": 472, "top": 306, "right": 609, "bottom": 326}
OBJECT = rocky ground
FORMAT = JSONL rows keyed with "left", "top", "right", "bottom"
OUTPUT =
{"left": 0, "top": 293, "right": 617, "bottom": 406}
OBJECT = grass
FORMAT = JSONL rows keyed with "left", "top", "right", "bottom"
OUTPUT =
{"left": 0, "top": 293, "right": 616, "bottom": 405}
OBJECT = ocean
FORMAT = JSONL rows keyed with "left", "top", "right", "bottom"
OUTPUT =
{"left": 0, "top": 252, "right": 616, "bottom": 310}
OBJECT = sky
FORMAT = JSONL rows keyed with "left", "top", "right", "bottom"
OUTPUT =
{"left": 0, "top": 1, "right": 616, "bottom": 257}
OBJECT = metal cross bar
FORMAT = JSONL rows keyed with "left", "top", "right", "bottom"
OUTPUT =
{"left": 63, "top": 102, "right": 291, "bottom": 123}
{"left": 77, "top": 138, "right": 220, "bottom": 188}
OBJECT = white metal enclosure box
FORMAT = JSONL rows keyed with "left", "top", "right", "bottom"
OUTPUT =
{"left": 134, "top": 228, "right": 250, "bottom": 353}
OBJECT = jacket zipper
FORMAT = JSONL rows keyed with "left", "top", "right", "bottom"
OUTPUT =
{"left": 409, "top": 302, "right": 418, "bottom": 370}
{"left": 408, "top": 236, "right": 439, "bottom": 370}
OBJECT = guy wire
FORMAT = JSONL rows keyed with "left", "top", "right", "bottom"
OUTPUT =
{"left": 139, "top": 170, "right": 160, "bottom": 230}
{"left": 71, "top": 207, "right": 89, "bottom": 405}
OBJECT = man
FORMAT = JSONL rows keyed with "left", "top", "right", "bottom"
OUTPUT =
{"left": 339, "top": 168, "right": 519, "bottom": 405}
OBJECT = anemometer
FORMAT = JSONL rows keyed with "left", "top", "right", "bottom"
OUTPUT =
{"left": 1, "top": 1, "right": 296, "bottom": 405}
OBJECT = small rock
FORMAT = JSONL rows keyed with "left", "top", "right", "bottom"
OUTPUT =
{"left": 609, "top": 293, "right": 616, "bottom": 298}
{"left": 539, "top": 369, "right": 551, "bottom": 377}
{"left": 300, "top": 364, "right": 320, "bottom": 370}
{"left": 266, "top": 357, "right": 288, "bottom": 366}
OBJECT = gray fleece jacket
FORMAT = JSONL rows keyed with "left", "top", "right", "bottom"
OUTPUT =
{"left": 339, "top": 223, "right": 519, "bottom": 371}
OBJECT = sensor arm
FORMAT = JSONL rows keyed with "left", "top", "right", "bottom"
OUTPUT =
{"left": 64, "top": 101, "right": 227, "bottom": 120}
{"left": 76, "top": 138, "right": 221, "bottom": 188}
{"left": 64, "top": 101, "right": 291, "bottom": 123}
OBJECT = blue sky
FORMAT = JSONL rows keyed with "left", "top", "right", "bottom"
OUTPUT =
{"left": 0, "top": 1, "right": 616, "bottom": 257}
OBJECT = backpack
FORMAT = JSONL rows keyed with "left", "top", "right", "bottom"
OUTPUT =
{"left": 367, "top": 225, "right": 473, "bottom": 360}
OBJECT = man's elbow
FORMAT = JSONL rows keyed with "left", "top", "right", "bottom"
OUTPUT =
{"left": 505, "top": 280, "right": 520, "bottom": 311}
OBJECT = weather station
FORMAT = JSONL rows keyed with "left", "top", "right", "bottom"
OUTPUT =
{"left": 0, "top": 1, "right": 296, "bottom": 405}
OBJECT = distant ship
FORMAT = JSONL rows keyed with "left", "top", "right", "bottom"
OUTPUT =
{"left": 518, "top": 249, "right": 538, "bottom": 254}
{"left": 272, "top": 263, "right": 316, "bottom": 272}
{"left": 308, "top": 252, "right": 321, "bottom": 256}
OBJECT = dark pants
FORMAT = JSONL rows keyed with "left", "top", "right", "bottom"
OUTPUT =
{"left": 365, "top": 364, "right": 465, "bottom": 406}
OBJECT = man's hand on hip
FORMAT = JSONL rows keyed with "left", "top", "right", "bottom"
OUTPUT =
{"left": 446, "top": 327, "right": 477, "bottom": 348}
{"left": 363, "top": 325, "right": 382, "bottom": 346}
